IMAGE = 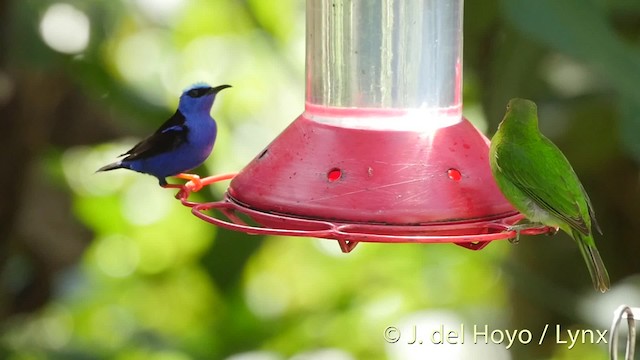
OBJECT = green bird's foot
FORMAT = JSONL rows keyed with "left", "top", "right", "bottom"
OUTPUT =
{"left": 506, "top": 223, "right": 547, "bottom": 244}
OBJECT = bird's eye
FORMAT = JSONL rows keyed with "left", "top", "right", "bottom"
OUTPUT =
{"left": 187, "top": 88, "right": 210, "bottom": 98}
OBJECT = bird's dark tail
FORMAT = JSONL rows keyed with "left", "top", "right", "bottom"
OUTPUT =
{"left": 574, "top": 230, "right": 610, "bottom": 293}
{"left": 96, "top": 161, "right": 123, "bottom": 173}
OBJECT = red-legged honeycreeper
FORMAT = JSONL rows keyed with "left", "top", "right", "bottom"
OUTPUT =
{"left": 489, "top": 98, "right": 610, "bottom": 293}
{"left": 98, "top": 83, "right": 231, "bottom": 187}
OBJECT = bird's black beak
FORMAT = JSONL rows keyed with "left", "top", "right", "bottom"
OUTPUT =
{"left": 209, "top": 84, "right": 232, "bottom": 94}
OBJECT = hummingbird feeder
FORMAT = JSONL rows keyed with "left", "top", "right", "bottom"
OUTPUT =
{"left": 175, "top": 0, "right": 553, "bottom": 252}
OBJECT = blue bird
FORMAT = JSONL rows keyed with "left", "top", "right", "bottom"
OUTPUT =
{"left": 97, "top": 83, "right": 231, "bottom": 189}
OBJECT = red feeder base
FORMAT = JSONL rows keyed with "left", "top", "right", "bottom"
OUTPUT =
{"left": 172, "top": 108, "right": 556, "bottom": 252}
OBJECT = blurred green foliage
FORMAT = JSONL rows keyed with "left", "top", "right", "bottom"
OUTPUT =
{"left": 1, "top": 0, "right": 639, "bottom": 359}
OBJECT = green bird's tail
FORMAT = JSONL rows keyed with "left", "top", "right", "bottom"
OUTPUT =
{"left": 573, "top": 230, "right": 610, "bottom": 293}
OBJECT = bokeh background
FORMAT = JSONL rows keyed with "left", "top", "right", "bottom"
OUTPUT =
{"left": 1, "top": 0, "right": 640, "bottom": 359}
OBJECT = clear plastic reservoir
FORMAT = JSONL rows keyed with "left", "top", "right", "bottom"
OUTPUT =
{"left": 306, "top": 0, "right": 463, "bottom": 128}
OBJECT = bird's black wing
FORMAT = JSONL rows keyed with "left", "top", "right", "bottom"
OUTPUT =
{"left": 121, "top": 110, "right": 189, "bottom": 161}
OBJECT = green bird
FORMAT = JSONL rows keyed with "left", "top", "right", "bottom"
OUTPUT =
{"left": 489, "top": 98, "right": 610, "bottom": 293}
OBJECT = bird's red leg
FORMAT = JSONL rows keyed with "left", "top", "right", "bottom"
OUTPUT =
{"left": 161, "top": 183, "right": 183, "bottom": 189}
{"left": 175, "top": 173, "right": 203, "bottom": 192}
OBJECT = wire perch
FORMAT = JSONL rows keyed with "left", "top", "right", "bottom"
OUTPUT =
{"left": 609, "top": 305, "right": 638, "bottom": 360}
{"left": 171, "top": 173, "right": 556, "bottom": 253}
